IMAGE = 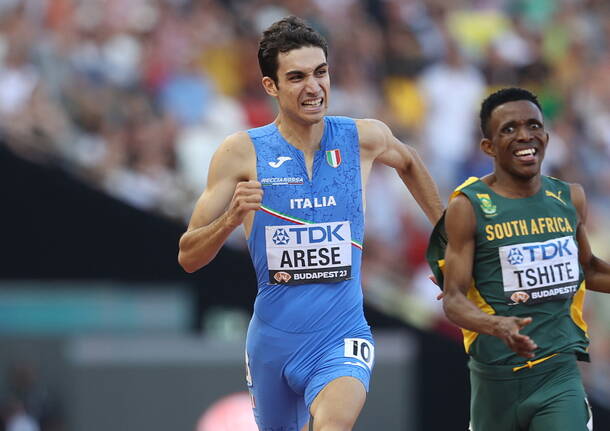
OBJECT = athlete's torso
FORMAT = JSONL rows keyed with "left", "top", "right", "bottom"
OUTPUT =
{"left": 460, "top": 176, "right": 589, "bottom": 364}
{"left": 246, "top": 116, "right": 366, "bottom": 332}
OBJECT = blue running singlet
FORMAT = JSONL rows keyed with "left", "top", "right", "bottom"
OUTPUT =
{"left": 244, "top": 117, "right": 374, "bottom": 430}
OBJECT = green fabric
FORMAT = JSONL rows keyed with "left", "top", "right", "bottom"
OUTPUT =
{"left": 425, "top": 211, "right": 447, "bottom": 290}
{"left": 430, "top": 176, "right": 589, "bottom": 365}
{"left": 469, "top": 354, "right": 592, "bottom": 431}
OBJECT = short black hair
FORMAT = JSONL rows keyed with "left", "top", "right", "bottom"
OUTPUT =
{"left": 258, "top": 16, "right": 328, "bottom": 84}
{"left": 479, "top": 87, "right": 542, "bottom": 138}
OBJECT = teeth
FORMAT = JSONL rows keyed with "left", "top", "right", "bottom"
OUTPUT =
{"left": 303, "top": 98, "right": 322, "bottom": 106}
{"left": 515, "top": 148, "right": 536, "bottom": 156}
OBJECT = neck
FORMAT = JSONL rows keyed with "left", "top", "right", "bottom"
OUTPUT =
{"left": 484, "top": 172, "right": 542, "bottom": 198}
{"left": 275, "top": 114, "right": 325, "bottom": 155}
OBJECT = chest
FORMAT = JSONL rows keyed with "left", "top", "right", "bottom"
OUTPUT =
{"left": 472, "top": 190, "right": 576, "bottom": 246}
{"left": 259, "top": 148, "right": 356, "bottom": 222}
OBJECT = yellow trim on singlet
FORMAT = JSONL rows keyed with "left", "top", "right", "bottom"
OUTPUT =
{"left": 570, "top": 281, "right": 589, "bottom": 336}
{"left": 512, "top": 353, "right": 559, "bottom": 372}
{"left": 461, "top": 283, "right": 496, "bottom": 353}
{"left": 438, "top": 259, "right": 445, "bottom": 270}
{"left": 450, "top": 176, "right": 480, "bottom": 202}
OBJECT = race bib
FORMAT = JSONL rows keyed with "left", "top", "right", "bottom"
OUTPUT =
{"left": 499, "top": 236, "right": 580, "bottom": 305}
{"left": 344, "top": 338, "right": 374, "bottom": 370}
{"left": 265, "top": 221, "right": 352, "bottom": 285}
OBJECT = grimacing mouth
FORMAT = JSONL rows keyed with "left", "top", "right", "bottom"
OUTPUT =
{"left": 301, "top": 97, "right": 323, "bottom": 107}
{"left": 513, "top": 147, "right": 538, "bottom": 157}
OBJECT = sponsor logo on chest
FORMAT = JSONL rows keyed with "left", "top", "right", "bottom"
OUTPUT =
{"left": 268, "top": 156, "right": 292, "bottom": 168}
{"left": 260, "top": 176, "right": 304, "bottom": 186}
{"left": 265, "top": 221, "right": 352, "bottom": 285}
{"left": 290, "top": 195, "right": 336, "bottom": 209}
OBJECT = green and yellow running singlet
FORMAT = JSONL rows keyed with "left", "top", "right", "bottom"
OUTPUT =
{"left": 427, "top": 176, "right": 589, "bottom": 365}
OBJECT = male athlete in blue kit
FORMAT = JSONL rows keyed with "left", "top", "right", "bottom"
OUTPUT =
{"left": 178, "top": 16, "right": 442, "bottom": 431}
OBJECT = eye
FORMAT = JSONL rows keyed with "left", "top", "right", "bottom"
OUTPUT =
{"left": 530, "top": 123, "right": 541, "bottom": 130}
{"left": 502, "top": 126, "right": 515, "bottom": 134}
{"left": 316, "top": 69, "right": 328, "bottom": 76}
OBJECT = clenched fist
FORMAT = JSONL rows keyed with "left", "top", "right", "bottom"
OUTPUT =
{"left": 226, "top": 180, "right": 263, "bottom": 228}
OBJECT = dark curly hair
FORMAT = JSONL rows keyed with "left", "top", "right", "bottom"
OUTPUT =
{"left": 258, "top": 16, "right": 328, "bottom": 85}
{"left": 480, "top": 87, "right": 542, "bottom": 138}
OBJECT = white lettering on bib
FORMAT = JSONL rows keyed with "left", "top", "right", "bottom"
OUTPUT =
{"left": 499, "top": 236, "right": 579, "bottom": 305}
{"left": 265, "top": 221, "right": 352, "bottom": 285}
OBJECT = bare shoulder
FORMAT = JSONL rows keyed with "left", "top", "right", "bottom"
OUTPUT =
{"left": 569, "top": 182, "right": 585, "bottom": 204}
{"left": 568, "top": 182, "right": 587, "bottom": 223}
{"left": 210, "top": 131, "right": 256, "bottom": 181}
{"left": 445, "top": 193, "right": 476, "bottom": 233}
{"left": 218, "top": 131, "right": 255, "bottom": 159}
{"left": 446, "top": 193, "right": 473, "bottom": 215}
{"left": 355, "top": 118, "right": 391, "bottom": 149}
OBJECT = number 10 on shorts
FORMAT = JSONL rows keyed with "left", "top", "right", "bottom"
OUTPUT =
{"left": 344, "top": 338, "right": 374, "bottom": 369}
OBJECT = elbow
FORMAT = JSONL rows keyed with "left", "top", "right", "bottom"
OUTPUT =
{"left": 178, "top": 250, "right": 204, "bottom": 273}
{"left": 177, "top": 232, "right": 218, "bottom": 273}
{"left": 178, "top": 234, "right": 198, "bottom": 273}
{"left": 178, "top": 247, "right": 214, "bottom": 273}
{"left": 178, "top": 252, "right": 196, "bottom": 273}
{"left": 441, "top": 292, "right": 459, "bottom": 323}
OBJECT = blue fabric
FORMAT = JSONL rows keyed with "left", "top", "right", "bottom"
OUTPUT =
{"left": 247, "top": 116, "right": 365, "bottom": 333}
{"left": 244, "top": 117, "right": 373, "bottom": 429}
{"left": 246, "top": 314, "right": 373, "bottom": 431}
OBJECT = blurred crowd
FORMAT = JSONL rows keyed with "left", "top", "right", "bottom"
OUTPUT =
{"left": 1, "top": 0, "right": 610, "bottom": 419}
{"left": 0, "top": 363, "right": 62, "bottom": 431}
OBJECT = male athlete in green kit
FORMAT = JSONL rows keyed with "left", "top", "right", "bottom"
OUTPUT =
{"left": 427, "top": 87, "right": 610, "bottom": 430}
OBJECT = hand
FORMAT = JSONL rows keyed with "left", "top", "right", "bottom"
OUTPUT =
{"left": 492, "top": 316, "right": 537, "bottom": 359}
{"left": 226, "top": 180, "right": 263, "bottom": 228}
{"left": 428, "top": 274, "right": 445, "bottom": 300}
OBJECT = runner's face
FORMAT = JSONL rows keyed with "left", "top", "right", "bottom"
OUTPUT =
{"left": 483, "top": 100, "right": 549, "bottom": 180}
{"left": 270, "top": 46, "right": 329, "bottom": 124}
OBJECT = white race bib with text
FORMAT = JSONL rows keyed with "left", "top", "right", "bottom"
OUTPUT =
{"left": 265, "top": 221, "right": 352, "bottom": 285}
{"left": 499, "top": 236, "right": 579, "bottom": 305}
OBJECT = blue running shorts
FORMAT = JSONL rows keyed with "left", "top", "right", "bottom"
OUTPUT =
{"left": 245, "top": 313, "right": 374, "bottom": 430}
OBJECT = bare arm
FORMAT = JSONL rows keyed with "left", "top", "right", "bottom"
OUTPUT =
{"left": 571, "top": 183, "right": 610, "bottom": 293}
{"left": 442, "top": 195, "right": 538, "bottom": 358}
{"left": 357, "top": 118, "right": 443, "bottom": 224}
{"left": 178, "top": 132, "right": 260, "bottom": 273}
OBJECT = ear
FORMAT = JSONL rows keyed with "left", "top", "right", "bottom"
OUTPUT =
{"left": 480, "top": 138, "right": 495, "bottom": 157}
{"left": 262, "top": 76, "right": 278, "bottom": 97}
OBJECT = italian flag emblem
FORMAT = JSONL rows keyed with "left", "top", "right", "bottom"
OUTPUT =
{"left": 326, "top": 149, "right": 341, "bottom": 168}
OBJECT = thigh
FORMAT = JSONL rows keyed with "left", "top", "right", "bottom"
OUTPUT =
{"left": 308, "top": 376, "right": 366, "bottom": 431}
{"left": 246, "top": 318, "right": 310, "bottom": 430}
{"left": 527, "top": 371, "right": 592, "bottom": 431}
{"left": 299, "top": 336, "right": 373, "bottom": 430}
{"left": 303, "top": 336, "right": 374, "bottom": 410}
{"left": 469, "top": 371, "right": 520, "bottom": 431}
